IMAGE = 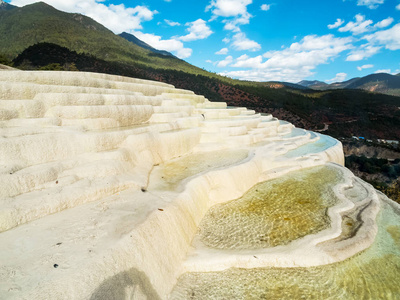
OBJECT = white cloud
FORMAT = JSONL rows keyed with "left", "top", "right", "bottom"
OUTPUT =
{"left": 165, "top": 19, "right": 181, "bottom": 26}
{"left": 231, "top": 54, "right": 263, "bottom": 68}
{"left": 222, "top": 37, "right": 231, "bottom": 43}
{"left": 206, "top": 0, "right": 252, "bottom": 17}
{"left": 206, "top": 0, "right": 253, "bottom": 32}
{"left": 179, "top": 19, "right": 213, "bottom": 41}
{"left": 338, "top": 15, "right": 396, "bottom": 36}
{"left": 222, "top": 12, "right": 251, "bottom": 32}
{"left": 375, "top": 69, "right": 391, "bottom": 74}
{"left": 221, "top": 34, "right": 353, "bottom": 82}
{"left": 327, "top": 72, "right": 347, "bottom": 83}
{"left": 374, "top": 17, "right": 394, "bottom": 29}
{"left": 346, "top": 44, "right": 381, "bottom": 61}
{"left": 328, "top": 19, "right": 344, "bottom": 29}
{"left": 217, "top": 55, "right": 233, "bottom": 67}
{"left": 357, "top": 64, "right": 374, "bottom": 71}
{"left": 357, "top": 0, "right": 384, "bottom": 9}
{"left": 397, "top": 3, "right": 400, "bottom": 9}
{"left": 262, "top": 35, "right": 352, "bottom": 69}
{"left": 216, "top": 47, "right": 229, "bottom": 55}
{"left": 133, "top": 32, "right": 192, "bottom": 59}
{"left": 260, "top": 4, "right": 270, "bottom": 11}
{"left": 232, "top": 32, "right": 261, "bottom": 51}
{"left": 339, "top": 14, "right": 373, "bottom": 35}
{"left": 206, "top": 60, "right": 213, "bottom": 63}
{"left": 364, "top": 23, "right": 400, "bottom": 50}
{"left": 10, "top": 0, "right": 157, "bottom": 34}
{"left": 219, "top": 68, "right": 312, "bottom": 82}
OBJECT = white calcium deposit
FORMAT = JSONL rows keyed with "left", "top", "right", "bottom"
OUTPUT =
{"left": 0, "top": 71, "right": 382, "bottom": 299}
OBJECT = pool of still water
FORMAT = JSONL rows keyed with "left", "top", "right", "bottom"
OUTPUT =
{"left": 171, "top": 165, "right": 400, "bottom": 299}
{"left": 171, "top": 199, "right": 400, "bottom": 299}
{"left": 159, "top": 149, "right": 249, "bottom": 190}
{"left": 284, "top": 133, "right": 337, "bottom": 158}
{"left": 198, "top": 166, "right": 342, "bottom": 250}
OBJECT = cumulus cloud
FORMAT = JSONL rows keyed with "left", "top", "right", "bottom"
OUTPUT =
{"left": 165, "top": 19, "right": 181, "bottom": 26}
{"left": 339, "top": 14, "right": 373, "bottom": 35}
{"left": 222, "top": 37, "right": 231, "bottom": 43}
{"left": 364, "top": 23, "right": 400, "bottom": 50}
{"left": 337, "top": 15, "right": 396, "bottom": 37}
{"left": 374, "top": 17, "right": 394, "bottom": 29}
{"left": 262, "top": 35, "right": 353, "bottom": 69}
{"left": 206, "top": 0, "right": 253, "bottom": 32}
{"left": 133, "top": 32, "right": 192, "bottom": 59}
{"left": 327, "top": 72, "right": 347, "bottom": 83}
{"left": 232, "top": 32, "right": 261, "bottom": 51}
{"left": 357, "top": 0, "right": 384, "bottom": 9}
{"left": 179, "top": 19, "right": 213, "bottom": 41}
{"left": 357, "top": 64, "right": 374, "bottom": 71}
{"left": 231, "top": 54, "right": 263, "bottom": 68}
{"left": 10, "top": 0, "right": 157, "bottom": 34}
{"left": 222, "top": 12, "right": 251, "bottom": 32}
{"left": 219, "top": 68, "right": 311, "bottom": 83}
{"left": 346, "top": 44, "right": 381, "bottom": 61}
{"left": 221, "top": 34, "right": 353, "bottom": 82}
{"left": 216, "top": 47, "right": 229, "bottom": 55}
{"left": 260, "top": 4, "right": 270, "bottom": 11}
{"left": 206, "top": 0, "right": 252, "bottom": 17}
{"left": 339, "top": 18, "right": 398, "bottom": 61}
{"left": 328, "top": 19, "right": 344, "bottom": 29}
{"left": 217, "top": 55, "right": 233, "bottom": 67}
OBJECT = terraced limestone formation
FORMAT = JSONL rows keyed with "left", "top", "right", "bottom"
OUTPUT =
{"left": 0, "top": 70, "right": 398, "bottom": 299}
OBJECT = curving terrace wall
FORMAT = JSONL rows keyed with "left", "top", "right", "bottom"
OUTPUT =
{"left": 0, "top": 70, "right": 385, "bottom": 299}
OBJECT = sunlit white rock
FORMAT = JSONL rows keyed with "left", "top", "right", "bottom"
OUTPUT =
{"left": 0, "top": 70, "right": 381, "bottom": 300}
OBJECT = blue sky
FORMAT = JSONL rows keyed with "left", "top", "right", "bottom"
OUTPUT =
{"left": 6, "top": 0, "right": 400, "bottom": 83}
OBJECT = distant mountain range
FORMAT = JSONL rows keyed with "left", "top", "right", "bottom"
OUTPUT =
{"left": 298, "top": 73, "right": 400, "bottom": 96}
{"left": 297, "top": 80, "right": 328, "bottom": 88}
{"left": 1, "top": 1, "right": 400, "bottom": 140}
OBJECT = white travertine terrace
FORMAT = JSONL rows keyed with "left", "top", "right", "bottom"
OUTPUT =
{"left": 0, "top": 70, "right": 383, "bottom": 299}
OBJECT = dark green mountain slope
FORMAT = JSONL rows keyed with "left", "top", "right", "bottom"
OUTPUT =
{"left": 119, "top": 32, "right": 174, "bottom": 58}
{"left": 0, "top": 0, "right": 16, "bottom": 11}
{"left": 346, "top": 73, "right": 400, "bottom": 96}
{"left": 0, "top": 1, "right": 206, "bottom": 74}
{"left": 298, "top": 73, "right": 400, "bottom": 96}
{"left": 0, "top": 1, "right": 333, "bottom": 89}
{"left": 298, "top": 80, "right": 328, "bottom": 89}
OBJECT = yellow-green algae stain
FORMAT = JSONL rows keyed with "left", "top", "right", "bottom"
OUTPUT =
{"left": 387, "top": 225, "right": 400, "bottom": 248}
{"left": 161, "top": 149, "right": 249, "bottom": 188}
{"left": 171, "top": 201, "right": 400, "bottom": 299}
{"left": 198, "top": 165, "right": 342, "bottom": 250}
